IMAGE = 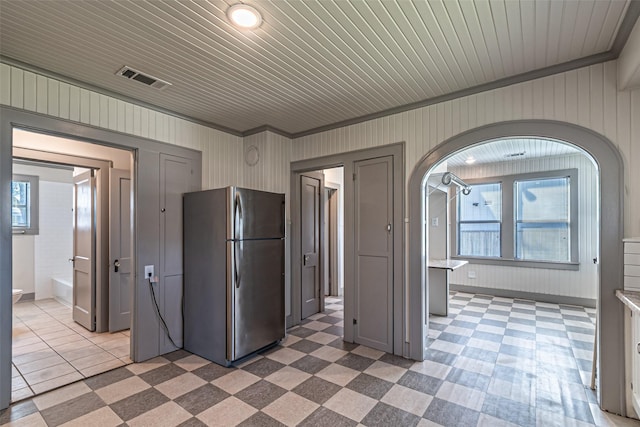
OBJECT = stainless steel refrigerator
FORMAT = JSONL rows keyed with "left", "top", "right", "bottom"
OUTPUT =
{"left": 183, "top": 187, "right": 285, "bottom": 366}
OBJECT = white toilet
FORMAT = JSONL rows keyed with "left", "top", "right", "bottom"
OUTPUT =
{"left": 12, "top": 289, "right": 23, "bottom": 304}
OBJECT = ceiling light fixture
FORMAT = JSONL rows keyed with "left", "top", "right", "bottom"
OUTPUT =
{"left": 227, "top": 4, "right": 262, "bottom": 30}
{"left": 465, "top": 156, "right": 476, "bottom": 164}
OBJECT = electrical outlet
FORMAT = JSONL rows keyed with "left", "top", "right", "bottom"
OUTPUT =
{"left": 468, "top": 270, "right": 476, "bottom": 279}
{"left": 145, "top": 265, "right": 154, "bottom": 279}
{"left": 431, "top": 217, "right": 439, "bottom": 227}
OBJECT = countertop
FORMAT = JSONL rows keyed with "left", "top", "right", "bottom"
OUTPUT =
{"left": 428, "top": 259, "right": 469, "bottom": 270}
{"left": 616, "top": 289, "right": 640, "bottom": 314}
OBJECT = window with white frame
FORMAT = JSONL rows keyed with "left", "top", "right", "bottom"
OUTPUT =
{"left": 12, "top": 174, "right": 39, "bottom": 235}
{"left": 453, "top": 169, "right": 578, "bottom": 269}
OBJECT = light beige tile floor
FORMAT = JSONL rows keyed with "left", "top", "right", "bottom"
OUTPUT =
{"left": 11, "top": 298, "right": 131, "bottom": 402}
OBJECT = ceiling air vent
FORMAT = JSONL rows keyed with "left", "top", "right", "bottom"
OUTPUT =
{"left": 505, "top": 151, "right": 526, "bottom": 158}
{"left": 116, "top": 66, "right": 171, "bottom": 90}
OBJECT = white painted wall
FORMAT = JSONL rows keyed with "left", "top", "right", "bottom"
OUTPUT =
{"left": 11, "top": 163, "right": 73, "bottom": 299}
{"left": 448, "top": 153, "right": 598, "bottom": 300}
{"left": 12, "top": 237, "right": 34, "bottom": 295}
{"left": 34, "top": 180, "right": 73, "bottom": 299}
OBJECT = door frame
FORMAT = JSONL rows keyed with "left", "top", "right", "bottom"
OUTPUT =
{"left": 13, "top": 147, "right": 112, "bottom": 332}
{"left": 290, "top": 143, "right": 405, "bottom": 355}
{"left": 0, "top": 105, "right": 202, "bottom": 409}
{"left": 407, "top": 120, "right": 624, "bottom": 414}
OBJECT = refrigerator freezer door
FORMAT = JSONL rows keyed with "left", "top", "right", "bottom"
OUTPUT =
{"left": 228, "top": 187, "right": 285, "bottom": 240}
{"left": 227, "top": 239, "right": 285, "bottom": 361}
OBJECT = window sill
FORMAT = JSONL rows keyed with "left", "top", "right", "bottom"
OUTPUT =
{"left": 450, "top": 256, "right": 580, "bottom": 271}
{"left": 12, "top": 228, "right": 38, "bottom": 236}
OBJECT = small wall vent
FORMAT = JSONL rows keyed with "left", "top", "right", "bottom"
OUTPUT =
{"left": 505, "top": 151, "right": 526, "bottom": 158}
{"left": 116, "top": 66, "right": 171, "bottom": 90}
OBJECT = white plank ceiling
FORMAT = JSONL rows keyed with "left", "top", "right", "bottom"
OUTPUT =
{"left": 0, "top": 0, "right": 634, "bottom": 135}
{"left": 444, "top": 138, "right": 582, "bottom": 168}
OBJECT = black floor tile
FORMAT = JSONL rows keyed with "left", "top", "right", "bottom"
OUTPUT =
{"left": 361, "top": 402, "right": 420, "bottom": 427}
{"left": 482, "top": 393, "right": 536, "bottom": 426}
{"left": 40, "top": 393, "right": 106, "bottom": 426}
{"left": 292, "top": 376, "right": 343, "bottom": 404}
{"left": 243, "top": 358, "right": 286, "bottom": 378}
{"left": 174, "top": 384, "right": 230, "bottom": 416}
{"left": 336, "top": 353, "right": 376, "bottom": 371}
{"left": 109, "top": 388, "right": 169, "bottom": 421}
{"left": 379, "top": 353, "right": 414, "bottom": 369}
{"left": 397, "top": 370, "right": 442, "bottom": 396}
{"left": 299, "top": 407, "right": 358, "bottom": 427}
{"left": 139, "top": 363, "right": 188, "bottom": 386}
{"left": 290, "top": 355, "right": 331, "bottom": 375}
{"left": 461, "top": 346, "right": 498, "bottom": 364}
{"left": 238, "top": 411, "right": 287, "bottom": 427}
{"left": 346, "top": 373, "right": 394, "bottom": 400}
{"left": 446, "top": 367, "right": 491, "bottom": 392}
{"left": 423, "top": 398, "right": 480, "bottom": 427}
{"left": 235, "top": 380, "right": 287, "bottom": 409}
{"left": 191, "top": 362, "right": 235, "bottom": 382}
{"left": 289, "top": 339, "right": 324, "bottom": 354}
{"left": 84, "top": 366, "right": 134, "bottom": 390}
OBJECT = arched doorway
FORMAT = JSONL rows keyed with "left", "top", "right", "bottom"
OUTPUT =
{"left": 407, "top": 121, "right": 624, "bottom": 414}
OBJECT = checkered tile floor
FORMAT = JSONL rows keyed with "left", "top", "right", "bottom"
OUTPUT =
{"left": 1, "top": 293, "right": 637, "bottom": 426}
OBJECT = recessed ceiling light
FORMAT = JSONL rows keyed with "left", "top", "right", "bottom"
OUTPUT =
{"left": 465, "top": 156, "right": 476, "bottom": 164}
{"left": 227, "top": 4, "right": 262, "bottom": 30}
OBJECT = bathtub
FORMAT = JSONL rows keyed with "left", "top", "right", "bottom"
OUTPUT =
{"left": 53, "top": 278, "right": 72, "bottom": 306}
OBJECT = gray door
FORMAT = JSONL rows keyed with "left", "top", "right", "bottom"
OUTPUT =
{"left": 228, "top": 239, "right": 285, "bottom": 361}
{"left": 109, "top": 169, "right": 131, "bottom": 332}
{"left": 72, "top": 170, "right": 96, "bottom": 331}
{"left": 301, "top": 173, "right": 323, "bottom": 319}
{"left": 354, "top": 156, "right": 393, "bottom": 353}
{"left": 159, "top": 154, "right": 192, "bottom": 351}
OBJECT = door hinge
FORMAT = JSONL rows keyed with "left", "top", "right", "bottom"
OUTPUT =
{"left": 353, "top": 173, "right": 356, "bottom": 181}
{"left": 632, "top": 382, "right": 634, "bottom": 390}
{"left": 353, "top": 318, "right": 357, "bottom": 325}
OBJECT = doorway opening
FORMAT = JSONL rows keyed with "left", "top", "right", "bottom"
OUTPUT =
{"left": 10, "top": 129, "right": 133, "bottom": 402}
{"left": 290, "top": 143, "right": 404, "bottom": 356}
{"left": 407, "top": 121, "right": 624, "bottom": 414}
{"left": 298, "top": 166, "right": 344, "bottom": 327}
{"left": 421, "top": 136, "right": 601, "bottom": 410}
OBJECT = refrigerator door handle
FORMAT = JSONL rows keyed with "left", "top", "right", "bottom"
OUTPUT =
{"left": 234, "top": 192, "right": 243, "bottom": 241}
{"left": 235, "top": 241, "right": 242, "bottom": 288}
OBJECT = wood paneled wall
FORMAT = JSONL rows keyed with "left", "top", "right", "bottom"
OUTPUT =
{"left": 293, "top": 60, "right": 640, "bottom": 238}
{"left": 0, "top": 63, "right": 244, "bottom": 191}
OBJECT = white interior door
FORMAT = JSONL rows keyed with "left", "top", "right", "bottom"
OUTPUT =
{"left": 72, "top": 170, "right": 96, "bottom": 331}
{"left": 109, "top": 169, "right": 132, "bottom": 332}
{"left": 353, "top": 156, "right": 393, "bottom": 353}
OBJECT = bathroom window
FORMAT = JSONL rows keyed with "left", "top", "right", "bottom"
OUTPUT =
{"left": 12, "top": 174, "right": 39, "bottom": 235}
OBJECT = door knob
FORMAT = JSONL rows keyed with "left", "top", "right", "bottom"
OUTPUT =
{"left": 114, "top": 259, "right": 120, "bottom": 273}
